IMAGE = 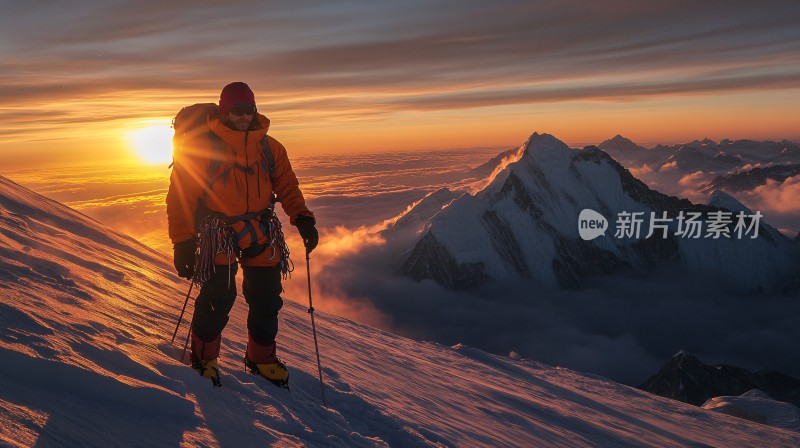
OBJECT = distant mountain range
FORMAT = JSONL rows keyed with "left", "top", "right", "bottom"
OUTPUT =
{"left": 598, "top": 135, "right": 800, "bottom": 176}
{"left": 639, "top": 351, "right": 800, "bottom": 408}
{"left": 393, "top": 133, "right": 799, "bottom": 292}
{"left": 475, "top": 134, "right": 800, "bottom": 204}
{"left": 701, "top": 164, "right": 800, "bottom": 193}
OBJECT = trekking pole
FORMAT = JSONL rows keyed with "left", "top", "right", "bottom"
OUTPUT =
{"left": 171, "top": 279, "right": 195, "bottom": 343}
{"left": 306, "top": 250, "right": 327, "bottom": 406}
{"left": 181, "top": 319, "right": 193, "bottom": 364}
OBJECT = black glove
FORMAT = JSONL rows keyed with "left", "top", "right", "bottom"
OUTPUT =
{"left": 295, "top": 216, "right": 319, "bottom": 253}
{"left": 173, "top": 237, "right": 198, "bottom": 279}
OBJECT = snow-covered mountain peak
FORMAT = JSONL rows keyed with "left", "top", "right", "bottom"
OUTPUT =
{"left": 400, "top": 134, "right": 799, "bottom": 292}
{"left": 518, "top": 132, "right": 574, "bottom": 170}
{"left": 523, "top": 131, "right": 561, "bottom": 147}
{"left": 599, "top": 135, "right": 642, "bottom": 152}
{"left": 668, "top": 350, "right": 702, "bottom": 369}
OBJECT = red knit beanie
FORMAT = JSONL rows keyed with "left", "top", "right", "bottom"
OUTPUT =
{"left": 219, "top": 82, "right": 256, "bottom": 117}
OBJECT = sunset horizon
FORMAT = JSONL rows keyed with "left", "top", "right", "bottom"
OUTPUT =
{"left": 2, "top": 2, "right": 800, "bottom": 171}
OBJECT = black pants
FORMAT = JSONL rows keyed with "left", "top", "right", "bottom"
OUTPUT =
{"left": 191, "top": 264, "right": 284, "bottom": 345}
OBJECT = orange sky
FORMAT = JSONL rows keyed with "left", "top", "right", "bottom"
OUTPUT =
{"left": 1, "top": 1, "right": 799, "bottom": 170}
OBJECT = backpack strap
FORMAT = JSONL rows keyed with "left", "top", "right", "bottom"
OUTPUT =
{"left": 259, "top": 135, "right": 279, "bottom": 204}
{"left": 193, "top": 132, "right": 228, "bottom": 231}
{"left": 206, "top": 131, "right": 227, "bottom": 185}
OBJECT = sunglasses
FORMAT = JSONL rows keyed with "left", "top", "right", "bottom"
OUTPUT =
{"left": 229, "top": 104, "right": 256, "bottom": 116}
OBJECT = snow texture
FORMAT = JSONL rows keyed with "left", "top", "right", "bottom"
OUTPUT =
{"left": 2, "top": 174, "right": 800, "bottom": 446}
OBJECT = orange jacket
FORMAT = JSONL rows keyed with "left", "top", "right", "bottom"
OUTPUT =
{"left": 167, "top": 113, "right": 313, "bottom": 247}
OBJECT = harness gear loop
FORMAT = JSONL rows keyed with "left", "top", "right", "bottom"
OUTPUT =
{"left": 193, "top": 207, "right": 294, "bottom": 282}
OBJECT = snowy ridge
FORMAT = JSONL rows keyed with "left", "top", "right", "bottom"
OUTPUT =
{"left": 387, "top": 188, "right": 460, "bottom": 235}
{"left": 2, "top": 175, "right": 800, "bottom": 446}
{"left": 399, "top": 133, "right": 799, "bottom": 291}
{"left": 703, "top": 390, "right": 800, "bottom": 432}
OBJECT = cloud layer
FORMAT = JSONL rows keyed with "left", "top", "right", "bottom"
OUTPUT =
{"left": 313, "top": 229, "right": 800, "bottom": 386}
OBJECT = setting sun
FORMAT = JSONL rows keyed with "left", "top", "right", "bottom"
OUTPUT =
{"left": 128, "top": 124, "right": 174, "bottom": 164}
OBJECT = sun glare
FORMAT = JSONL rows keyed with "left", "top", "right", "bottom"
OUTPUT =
{"left": 128, "top": 124, "right": 174, "bottom": 164}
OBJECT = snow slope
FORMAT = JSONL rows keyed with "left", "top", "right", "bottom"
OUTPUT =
{"left": 2, "top": 174, "right": 799, "bottom": 447}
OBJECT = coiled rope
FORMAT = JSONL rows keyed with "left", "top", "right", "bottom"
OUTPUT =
{"left": 195, "top": 214, "right": 236, "bottom": 287}
{"left": 264, "top": 209, "right": 294, "bottom": 279}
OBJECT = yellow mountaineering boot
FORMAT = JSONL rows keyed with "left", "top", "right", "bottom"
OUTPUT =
{"left": 244, "top": 352, "right": 289, "bottom": 389}
{"left": 192, "top": 358, "right": 222, "bottom": 387}
{"left": 190, "top": 332, "right": 222, "bottom": 387}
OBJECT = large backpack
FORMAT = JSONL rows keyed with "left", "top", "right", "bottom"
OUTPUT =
{"left": 172, "top": 103, "right": 218, "bottom": 151}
